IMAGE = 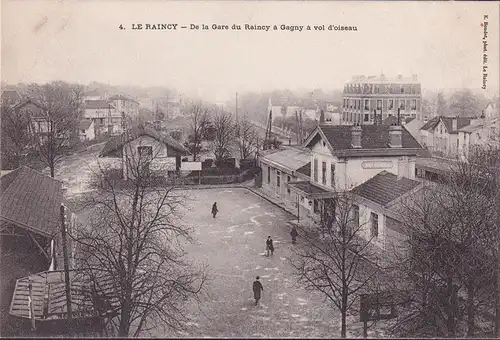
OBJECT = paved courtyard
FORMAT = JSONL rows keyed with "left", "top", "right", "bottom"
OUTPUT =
{"left": 157, "top": 188, "right": 378, "bottom": 338}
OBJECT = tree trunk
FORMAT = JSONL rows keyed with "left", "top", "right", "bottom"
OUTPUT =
{"left": 50, "top": 163, "right": 55, "bottom": 178}
{"left": 466, "top": 279, "right": 475, "bottom": 337}
{"left": 118, "top": 303, "right": 131, "bottom": 337}
{"left": 341, "top": 308, "right": 347, "bottom": 338}
{"left": 446, "top": 277, "right": 456, "bottom": 337}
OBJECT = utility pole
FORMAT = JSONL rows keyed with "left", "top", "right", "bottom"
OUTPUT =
{"left": 60, "top": 204, "right": 73, "bottom": 330}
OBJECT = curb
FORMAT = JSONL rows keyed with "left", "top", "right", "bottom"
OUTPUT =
{"left": 245, "top": 187, "right": 298, "bottom": 218}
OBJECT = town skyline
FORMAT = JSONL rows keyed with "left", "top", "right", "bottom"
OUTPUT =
{"left": 2, "top": 1, "right": 499, "bottom": 102}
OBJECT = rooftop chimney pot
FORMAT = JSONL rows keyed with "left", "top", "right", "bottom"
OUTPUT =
{"left": 351, "top": 125, "right": 362, "bottom": 148}
{"left": 389, "top": 125, "right": 403, "bottom": 148}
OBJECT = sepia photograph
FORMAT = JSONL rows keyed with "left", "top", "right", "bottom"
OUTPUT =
{"left": 1, "top": 0, "right": 499, "bottom": 338}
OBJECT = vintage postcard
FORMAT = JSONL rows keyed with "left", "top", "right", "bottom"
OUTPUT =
{"left": 1, "top": 1, "right": 499, "bottom": 338}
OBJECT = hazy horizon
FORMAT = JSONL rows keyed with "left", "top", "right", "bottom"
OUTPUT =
{"left": 2, "top": 1, "right": 499, "bottom": 102}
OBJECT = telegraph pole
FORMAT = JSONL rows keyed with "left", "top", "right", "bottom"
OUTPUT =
{"left": 60, "top": 204, "right": 73, "bottom": 329}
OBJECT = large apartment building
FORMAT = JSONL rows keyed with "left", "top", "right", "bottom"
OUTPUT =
{"left": 341, "top": 74, "right": 422, "bottom": 125}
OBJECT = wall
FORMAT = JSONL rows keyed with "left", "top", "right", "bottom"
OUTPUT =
{"left": 357, "top": 202, "right": 386, "bottom": 250}
{"left": 122, "top": 136, "right": 177, "bottom": 180}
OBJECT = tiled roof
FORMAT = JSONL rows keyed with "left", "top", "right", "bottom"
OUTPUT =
{"left": 0, "top": 166, "right": 63, "bottom": 237}
{"left": 415, "top": 157, "right": 458, "bottom": 174}
{"left": 85, "top": 100, "right": 115, "bottom": 110}
{"left": 314, "top": 124, "right": 422, "bottom": 151}
{"left": 296, "top": 162, "right": 311, "bottom": 177}
{"left": 420, "top": 116, "right": 473, "bottom": 134}
{"left": 351, "top": 171, "right": 421, "bottom": 206}
{"left": 99, "top": 126, "right": 189, "bottom": 157}
{"left": 261, "top": 147, "right": 310, "bottom": 171}
{"left": 79, "top": 119, "right": 93, "bottom": 130}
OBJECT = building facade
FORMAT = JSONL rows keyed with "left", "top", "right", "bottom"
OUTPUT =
{"left": 84, "top": 100, "right": 123, "bottom": 136}
{"left": 341, "top": 75, "right": 422, "bottom": 126}
{"left": 420, "top": 116, "right": 474, "bottom": 158}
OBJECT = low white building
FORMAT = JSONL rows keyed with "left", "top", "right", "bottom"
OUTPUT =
{"left": 79, "top": 120, "right": 95, "bottom": 141}
{"left": 458, "top": 117, "right": 499, "bottom": 158}
{"left": 99, "top": 126, "right": 189, "bottom": 180}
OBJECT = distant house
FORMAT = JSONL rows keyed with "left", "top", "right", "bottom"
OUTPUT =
{"left": 84, "top": 100, "right": 122, "bottom": 136}
{"left": 458, "top": 117, "right": 499, "bottom": 158}
{"left": 108, "top": 94, "right": 140, "bottom": 119}
{"left": 79, "top": 119, "right": 95, "bottom": 141}
{"left": 419, "top": 116, "right": 474, "bottom": 157}
{"left": 99, "top": 126, "right": 190, "bottom": 180}
{"left": 0, "top": 167, "right": 76, "bottom": 335}
{"left": 1, "top": 90, "right": 21, "bottom": 108}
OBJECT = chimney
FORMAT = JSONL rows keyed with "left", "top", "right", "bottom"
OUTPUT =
{"left": 389, "top": 124, "right": 403, "bottom": 148}
{"left": 452, "top": 117, "right": 457, "bottom": 131}
{"left": 351, "top": 124, "right": 362, "bottom": 148}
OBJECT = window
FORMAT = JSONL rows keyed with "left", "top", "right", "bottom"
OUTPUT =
{"left": 343, "top": 99, "right": 346, "bottom": 108}
{"left": 375, "top": 85, "right": 379, "bottom": 94}
{"left": 364, "top": 114, "right": 369, "bottom": 122}
{"left": 331, "top": 163, "right": 335, "bottom": 188}
{"left": 352, "top": 205, "right": 360, "bottom": 228}
{"left": 287, "top": 176, "right": 291, "bottom": 194}
{"left": 137, "top": 146, "right": 153, "bottom": 157}
{"left": 267, "top": 166, "right": 270, "bottom": 184}
{"left": 364, "top": 100, "right": 369, "bottom": 111}
{"left": 314, "top": 200, "right": 320, "bottom": 214}
{"left": 370, "top": 212, "right": 379, "bottom": 238}
{"left": 389, "top": 86, "right": 393, "bottom": 94}
{"left": 400, "top": 100, "right": 406, "bottom": 110}
{"left": 322, "top": 161, "right": 326, "bottom": 185}
{"left": 277, "top": 171, "right": 281, "bottom": 187}
{"left": 81, "top": 129, "right": 86, "bottom": 133}
{"left": 388, "top": 99, "right": 394, "bottom": 110}
{"left": 411, "top": 100, "right": 417, "bottom": 110}
{"left": 354, "top": 100, "right": 357, "bottom": 110}
{"left": 377, "top": 100, "right": 382, "bottom": 110}
{"left": 400, "top": 86, "right": 405, "bottom": 94}
{"left": 313, "top": 158, "right": 319, "bottom": 182}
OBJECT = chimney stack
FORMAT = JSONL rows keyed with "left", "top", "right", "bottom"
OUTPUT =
{"left": 319, "top": 109, "right": 325, "bottom": 124}
{"left": 351, "top": 124, "right": 362, "bottom": 148}
{"left": 389, "top": 124, "right": 403, "bottom": 148}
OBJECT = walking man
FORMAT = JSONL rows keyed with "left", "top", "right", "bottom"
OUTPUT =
{"left": 212, "top": 202, "right": 218, "bottom": 218}
{"left": 266, "top": 236, "right": 274, "bottom": 256}
{"left": 253, "top": 276, "right": 264, "bottom": 305}
{"left": 290, "top": 226, "right": 298, "bottom": 244}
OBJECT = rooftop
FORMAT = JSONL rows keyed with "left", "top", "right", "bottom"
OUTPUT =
{"left": 287, "top": 181, "right": 335, "bottom": 199}
{"left": 308, "top": 124, "right": 422, "bottom": 154}
{"left": 296, "top": 162, "right": 311, "bottom": 177}
{"left": 85, "top": 100, "right": 115, "bottom": 110}
{"left": 351, "top": 171, "right": 421, "bottom": 206}
{"left": 108, "top": 94, "right": 139, "bottom": 104}
{"left": 79, "top": 119, "right": 93, "bottom": 130}
{"left": 260, "top": 147, "right": 310, "bottom": 171}
{"left": 0, "top": 166, "right": 63, "bottom": 237}
{"left": 459, "top": 117, "right": 498, "bottom": 133}
{"left": 420, "top": 116, "right": 474, "bottom": 134}
{"left": 415, "top": 157, "right": 459, "bottom": 175}
{"left": 348, "top": 75, "right": 419, "bottom": 84}
{"left": 99, "top": 125, "right": 189, "bottom": 157}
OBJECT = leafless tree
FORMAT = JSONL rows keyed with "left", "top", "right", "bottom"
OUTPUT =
{"left": 388, "top": 170, "right": 496, "bottom": 337}
{"left": 449, "top": 89, "right": 481, "bottom": 117}
{"left": 289, "top": 193, "right": 379, "bottom": 338}
{"left": 185, "top": 102, "right": 211, "bottom": 161}
{"left": 26, "top": 82, "right": 84, "bottom": 177}
{"left": 72, "top": 143, "right": 208, "bottom": 337}
{"left": 1, "top": 103, "right": 33, "bottom": 168}
{"left": 235, "top": 115, "right": 258, "bottom": 160}
{"left": 211, "top": 107, "right": 236, "bottom": 165}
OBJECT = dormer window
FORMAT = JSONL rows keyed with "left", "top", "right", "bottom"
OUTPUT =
{"left": 323, "top": 141, "right": 326, "bottom": 147}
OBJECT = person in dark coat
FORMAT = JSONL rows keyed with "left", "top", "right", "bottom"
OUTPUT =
{"left": 266, "top": 236, "right": 274, "bottom": 256}
{"left": 212, "top": 202, "right": 218, "bottom": 218}
{"left": 253, "top": 276, "right": 264, "bottom": 305}
{"left": 290, "top": 226, "right": 298, "bottom": 244}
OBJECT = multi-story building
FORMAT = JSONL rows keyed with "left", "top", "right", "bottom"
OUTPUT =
{"left": 83, "top": 100, "right": 122, "bottom": 136}
{"left": 341, "top": 74, "right": 422, "bottom": 125}
{"left": 108, "top": 94, "right": 140, "bottom": 119}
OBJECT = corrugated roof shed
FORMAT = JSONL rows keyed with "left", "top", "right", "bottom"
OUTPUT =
{"left": 0, "top": 166, "right": 63, "bottom": 237}
{"left": 351, "top": 171, "right": 421, "bottom": 206}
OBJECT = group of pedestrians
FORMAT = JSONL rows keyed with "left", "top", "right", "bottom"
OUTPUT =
{"left": 210, "top": 202, "right": 300, "bottom": 306}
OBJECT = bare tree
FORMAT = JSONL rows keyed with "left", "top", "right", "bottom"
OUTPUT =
{"left": 26, "top": 82, "right": 84, "bottom": 177}
{"left": 289, "top": 194, "right": 379, "bottom": 338}
{"left": 73, "top": 143, "right": 208, "bottom": 337}
{"left": 211, "top": 108, "right": 235, "bottom": 165}
{"left": 235, "top": 115, "right": 258, "bottom": 160}
{"left": 185, "top": 102, "right": 211, "bottom": 161}
{"left": 1, "top": 103, "right": 33, "bottom": 168}
{"left": 449, "top": 89, "right": 481, "bottom": 117}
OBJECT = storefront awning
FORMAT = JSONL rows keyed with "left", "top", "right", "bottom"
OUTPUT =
{"left": 287, "top": 181, "right": 337, "bottom": 199}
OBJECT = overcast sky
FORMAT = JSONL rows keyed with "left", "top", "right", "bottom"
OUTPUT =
{"left": 2, "top": 1, "right": 499, "bottom": 101}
